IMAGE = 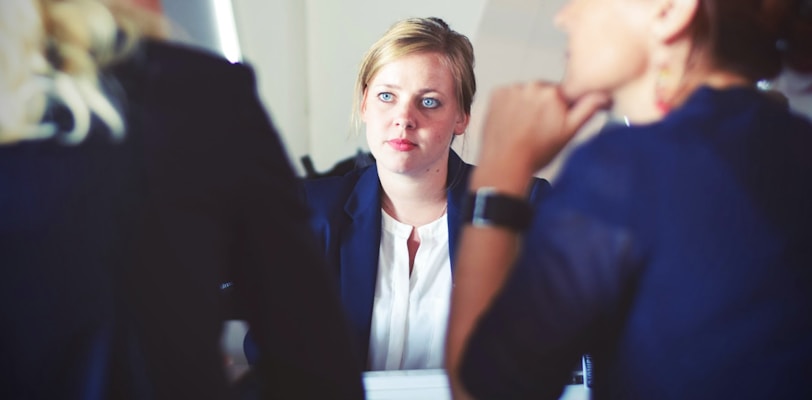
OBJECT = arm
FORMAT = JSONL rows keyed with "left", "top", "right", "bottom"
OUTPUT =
{"left": 445, "top": 82, "right": 607, "bottom": 399}
{"left": 229, "top": 66, "right": 364, "bottom": 399}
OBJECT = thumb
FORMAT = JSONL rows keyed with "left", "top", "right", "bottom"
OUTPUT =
{"left": 564, "top": 92, "right": 611, "bottom": 134}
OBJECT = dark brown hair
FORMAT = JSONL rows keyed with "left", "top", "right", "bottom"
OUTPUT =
{"left": 687, "top": 0, "right": 812, "bottom": 79}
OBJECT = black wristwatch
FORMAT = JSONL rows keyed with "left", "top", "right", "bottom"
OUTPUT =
{"left": 462, "top": 187, "right": 533, "bottom": 231}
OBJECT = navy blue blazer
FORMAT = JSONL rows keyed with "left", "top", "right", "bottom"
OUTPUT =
{"left": 1, "top": 40, "right": 364, "bottom": 399}
{"left": 461, "top": 87, "right": 812, "bottom": 399}
{"left": 303, "top": 150, "right": 551, "bottom": 367}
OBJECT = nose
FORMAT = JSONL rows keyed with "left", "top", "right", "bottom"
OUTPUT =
{"left": 393, "top": 101, "right": 416, "bottom": 130}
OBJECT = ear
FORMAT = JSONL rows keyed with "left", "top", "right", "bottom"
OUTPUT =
{"left": 651, "top": 0, "right": 699, "bottom": 44}
{"left": 453, "top": 112, "right": 470, "bottom": 135}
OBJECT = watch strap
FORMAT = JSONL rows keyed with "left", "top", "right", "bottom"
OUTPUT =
{"left": 462, "top": 187, "right": 533, "bottom": 231}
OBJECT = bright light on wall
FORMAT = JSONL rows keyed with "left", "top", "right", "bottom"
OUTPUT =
{"left": 212, "top": 0, "right": 242, "bottom": 63}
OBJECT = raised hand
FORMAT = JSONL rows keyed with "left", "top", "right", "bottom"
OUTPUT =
{"left": 476, "top": 82, "right": 609, "bottom": 189}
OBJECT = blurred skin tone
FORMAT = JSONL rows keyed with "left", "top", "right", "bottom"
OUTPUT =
{"left": 362, "top": 52, "right": 469, "bottom": 181}
{"left": 556, "top": 0, "right": 663, "bottom": 121}
{"left": 470, "top": 0, "right": 706, "bottom": 179}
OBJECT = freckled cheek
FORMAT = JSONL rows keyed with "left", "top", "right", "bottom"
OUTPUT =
{"left": 364, "top": 113, "right": 391, "bottom": 130}
{"left": 373, "top": 108, "right": 401, "bottom": 125}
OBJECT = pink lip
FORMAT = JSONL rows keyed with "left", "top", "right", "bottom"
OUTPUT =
{"left": 387, "top": 139, "right": 417, "bottom": 151}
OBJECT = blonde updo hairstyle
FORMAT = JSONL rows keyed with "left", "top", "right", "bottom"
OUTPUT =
{"left": 0, "top": 0, "right": 165, "bottom": 145}
{"left": 352, "top": 17, "right": 476, "bottom": 134}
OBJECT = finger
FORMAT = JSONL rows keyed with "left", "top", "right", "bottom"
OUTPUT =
{"left": 564, "top": 92, "right": 611, "bottom": 134}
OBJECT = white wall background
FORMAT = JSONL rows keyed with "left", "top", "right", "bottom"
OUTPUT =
{"left": 232, "top": 0, "right": 491, "bottom": 175}
{"left": 459, "top": 0, "right": 607, "bottom": 180}
{"left": 162, "top": 0, "right": 809, "bottom": 179}
{"left": 162, "top": 0, "right": 604, "bottom": 179}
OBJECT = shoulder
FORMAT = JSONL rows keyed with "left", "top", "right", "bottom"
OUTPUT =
{"left": 111, "top": 40, "right": 256, "bottom": 95}
{"left": 562, "top": 122, "right": 644, "bottom": 180}
{"left": 446, "top": 152, "right": 551, "bottom": 207}
{"left": 536, "top": 124, "right": 642, "bottom": 226}
{"left": 141, "top": 40, "right": 249, "bottom": 76}
{"left": 303, "top": 167, "right": 372, "bottom": 213}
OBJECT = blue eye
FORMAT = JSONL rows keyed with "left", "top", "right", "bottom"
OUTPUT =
{"left": 422, "top": 98, "right": 439, "bottom": 108}
{"left": 378, "top": 92, "right": 394, "bottom": 102}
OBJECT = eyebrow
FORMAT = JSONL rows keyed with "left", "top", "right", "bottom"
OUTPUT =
{"left": 371, "top": 83, "right": 445, "bottom": 96}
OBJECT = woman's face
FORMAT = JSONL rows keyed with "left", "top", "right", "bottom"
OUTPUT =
{"left": 362, "top": 52, "right": 469, "bottom": 177}
{"left": 555, "top": 0, "right": 655, "bottom": 101}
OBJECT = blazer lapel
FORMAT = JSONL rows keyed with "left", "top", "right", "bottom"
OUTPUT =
{"left": 338, "top": 152, "right": 472, "bottom": 364}
{"left": 340, "top": 165, "right": 383, "bottom": 365}
{"left": 446, "top": 151, "right": 471, "bottom": 274}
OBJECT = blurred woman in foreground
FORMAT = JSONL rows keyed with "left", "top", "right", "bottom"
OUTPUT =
{"left": 447, "top": 0, "right": 812, "bottom": 398}
{"left": 0, "top": 1, "right": 363, "bottom": 398}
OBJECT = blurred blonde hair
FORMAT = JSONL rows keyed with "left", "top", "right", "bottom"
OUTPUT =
{"left": 352, "top": 17, "right": 476, "bottom": 135}
{"left": 0, "top": 0, "right": 166, "bottom": 145}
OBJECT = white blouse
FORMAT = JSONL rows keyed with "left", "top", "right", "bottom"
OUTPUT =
{"left": 367, "top": 209, "right": 452, "bottom": 370}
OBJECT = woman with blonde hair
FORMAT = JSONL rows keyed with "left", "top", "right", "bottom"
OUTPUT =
{"left": 0, "top": 1, "right": 363, "bottom": 398}
{"left": 447, "top": 0, "right": 812, "bottom": 398}
{"left": 302, "top": 17, "right": 550, "bottom": 370}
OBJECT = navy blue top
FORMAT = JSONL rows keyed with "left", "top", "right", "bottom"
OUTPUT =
{"left": 303, "top": 150, "right": 551, "bottom": 368}
{"left": 0, "top": 41, "right": 364, "bottom": 399}
{"left": 461, "top": 87, "right": 812, "bottom": 399}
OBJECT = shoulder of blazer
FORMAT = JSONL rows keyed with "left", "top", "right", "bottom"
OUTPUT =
{"left": 111, "top": 39, "right": 256, "bottom": 97}
{"left": 303, "top": 165, "right": 383, "bottom": 221}
{"left": 444, "top": 149, "right": 550, "bottom": 211}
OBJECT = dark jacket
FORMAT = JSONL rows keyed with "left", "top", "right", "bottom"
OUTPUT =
{"left": 303, "top": 150, "right": 551, "bottom": 367}
{"left": 0, "top": 41, "right": 364, "bottom": 399}
{"left": 461, "top": 86, "right": 812, "bottom": 399}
